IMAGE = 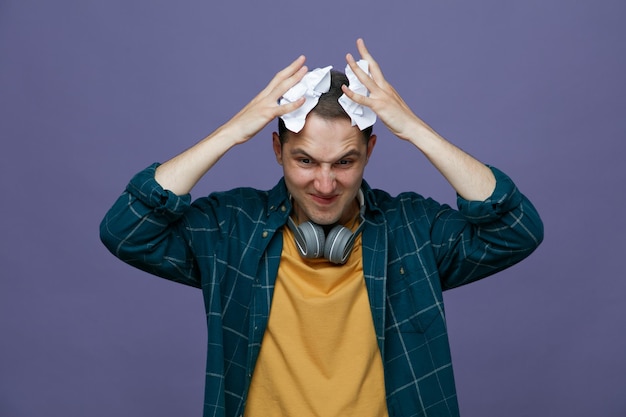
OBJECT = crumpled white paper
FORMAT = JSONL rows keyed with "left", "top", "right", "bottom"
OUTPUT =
{"left": 279, "top": 65, "right": 333, "bottom": 133}
{"left": 338, "top": 60, "right": 377, "bottom": 130}
{"left": 279, "top": 60, "right": 376, "bottom": 133}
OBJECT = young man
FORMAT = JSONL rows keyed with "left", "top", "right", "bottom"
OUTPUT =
{"left": 100, "top": 39, "right": 543, "bottom": 417}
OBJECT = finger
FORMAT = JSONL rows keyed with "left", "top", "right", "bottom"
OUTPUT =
{"left": 354, "top": 38, "right": 386, "bottom": 84}
{"left": 345, "top": 52, "right": 380, "bottom": 93}
{"left": 276, "top": 96, "right": 306, "bottom": 116}
{"left": 263, "top": 55, "right": 307, "bottom": 94}
{"left": 278, "top": 55, "right": 307, "bottom": 79}
{"left": 269, "top": 64, "right": 308, "bottom": 101}
{"left": 355, "top": 38, "right": 373, "bottom": 60}
{"left": 340, "top": 84, "right": 370, "bottom": 106}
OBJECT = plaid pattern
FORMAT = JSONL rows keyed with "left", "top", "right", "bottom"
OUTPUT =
{"left": 100, "top": 163, "right": 543, "bottom": 417}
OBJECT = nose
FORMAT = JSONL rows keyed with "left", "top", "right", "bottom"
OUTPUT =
{"left": 314, "top": 165, "right": 336, "bottom": 195}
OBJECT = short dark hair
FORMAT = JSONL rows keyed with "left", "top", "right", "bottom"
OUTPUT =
{"left": 278, "top": 69, "right": 373, "bottom": 144}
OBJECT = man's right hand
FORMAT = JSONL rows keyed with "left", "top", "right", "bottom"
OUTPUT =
{"left": 154, "top": 56, "right": 308, "bottom": 195}
{"left": 219, "top": 55, "right": 309, "bottom": 145}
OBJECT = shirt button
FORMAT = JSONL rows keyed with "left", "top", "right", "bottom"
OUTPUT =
{"left": 400, "top": 267, "right": 405, "bottom": 275}
{"left": 281, "top": 205, "right": 287, "bottom": 212}
{"left": 262, "top": 231, "right": 268, "bottom": 238}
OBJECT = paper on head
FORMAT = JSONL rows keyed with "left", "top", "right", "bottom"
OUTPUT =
{"left": 338, "top": 60, "right": 377, "bottom": 130}
{"left": 279, "top": 60, "right": 376, "bottom": 133}
{"left": 279, "top": 66, "right": 333, "bottom": 133}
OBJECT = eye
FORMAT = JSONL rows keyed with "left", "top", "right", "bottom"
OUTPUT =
{"left": 336, "top": 159, "right": 353, "bottom": 166}
{"left": 299, "top": 158, "right": 311, "bottom": 164}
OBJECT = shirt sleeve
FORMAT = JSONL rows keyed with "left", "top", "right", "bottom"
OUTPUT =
{"left": 99, "top": 163, "right": 202, "bottom": 288}
{"left": 433, "top": 166, "right": 544, "bottom": 289}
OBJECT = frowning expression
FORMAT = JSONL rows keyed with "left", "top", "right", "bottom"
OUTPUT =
{"left": 273, "top": 113, "right": 376, "bottom": 226}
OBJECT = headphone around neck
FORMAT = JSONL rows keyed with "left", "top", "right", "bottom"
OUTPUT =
{"left": 286, "top": 190, "right": 366, "bottom": 265}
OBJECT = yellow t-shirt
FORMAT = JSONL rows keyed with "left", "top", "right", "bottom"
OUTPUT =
{"left": 244, "top": 224, "right": 388, "bottom": 417}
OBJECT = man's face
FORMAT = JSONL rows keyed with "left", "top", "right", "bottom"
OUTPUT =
{"left": 273, "top": 113, "right": 376, "bottom": 226}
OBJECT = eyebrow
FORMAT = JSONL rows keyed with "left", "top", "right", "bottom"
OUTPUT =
{"left": 289, "top": 148, "right": 363, "bottom": 162}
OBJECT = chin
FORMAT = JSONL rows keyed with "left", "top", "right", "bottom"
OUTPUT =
{"left": 313, "top": 218, "right": 339, "bottom": 226}
{"left": 307, "top": 212, "right": 341, "bottom": 226}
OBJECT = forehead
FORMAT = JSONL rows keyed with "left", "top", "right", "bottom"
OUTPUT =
{"left": 284, "top": 114, "right": 365, "bottom": 153}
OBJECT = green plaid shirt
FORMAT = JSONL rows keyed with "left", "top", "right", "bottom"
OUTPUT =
{"left": 100, "top": 163, "right": 543, "bottom": 417}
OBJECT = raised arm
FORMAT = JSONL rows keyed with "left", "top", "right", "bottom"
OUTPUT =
{"left": 342, "top": 39, "right": 496, "bottom": 201}
{"left": 100, "top": 57, "right": 309, "bottom": 285}
{"left": 154, "top": 56, "right": 309, "bottom": 195}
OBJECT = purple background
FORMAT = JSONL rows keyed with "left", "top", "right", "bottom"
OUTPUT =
{"left": 1, "top": 1, "right": 625, "bottom": 416}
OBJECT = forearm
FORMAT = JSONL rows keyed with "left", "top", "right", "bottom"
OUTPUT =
{"left": 154, "top": 125, "right": 239, "bottom": 195}
{"left": 405, "top": 119, "right": 496, "bottom": 201}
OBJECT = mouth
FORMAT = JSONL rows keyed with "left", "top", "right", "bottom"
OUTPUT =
{"left": 310, "top": 194, "right": 339, "bottom": 206}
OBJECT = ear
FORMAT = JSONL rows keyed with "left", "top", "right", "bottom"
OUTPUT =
{"left": 365, "top": 134, "right": 377, "bottom": 162}
{"left": 272, "top": 132, "right": 283, "bottom": 165}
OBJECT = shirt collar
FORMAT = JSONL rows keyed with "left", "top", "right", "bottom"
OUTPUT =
{"left": 266, "top": 177, "right": 292, "bottom": 220}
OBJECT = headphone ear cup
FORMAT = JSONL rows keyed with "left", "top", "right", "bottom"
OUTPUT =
{"left": 295, "top": 221, "right": 326, "bottom": 258}
{"left": 324, "top": 225, "right": 354, "bottom": 264}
